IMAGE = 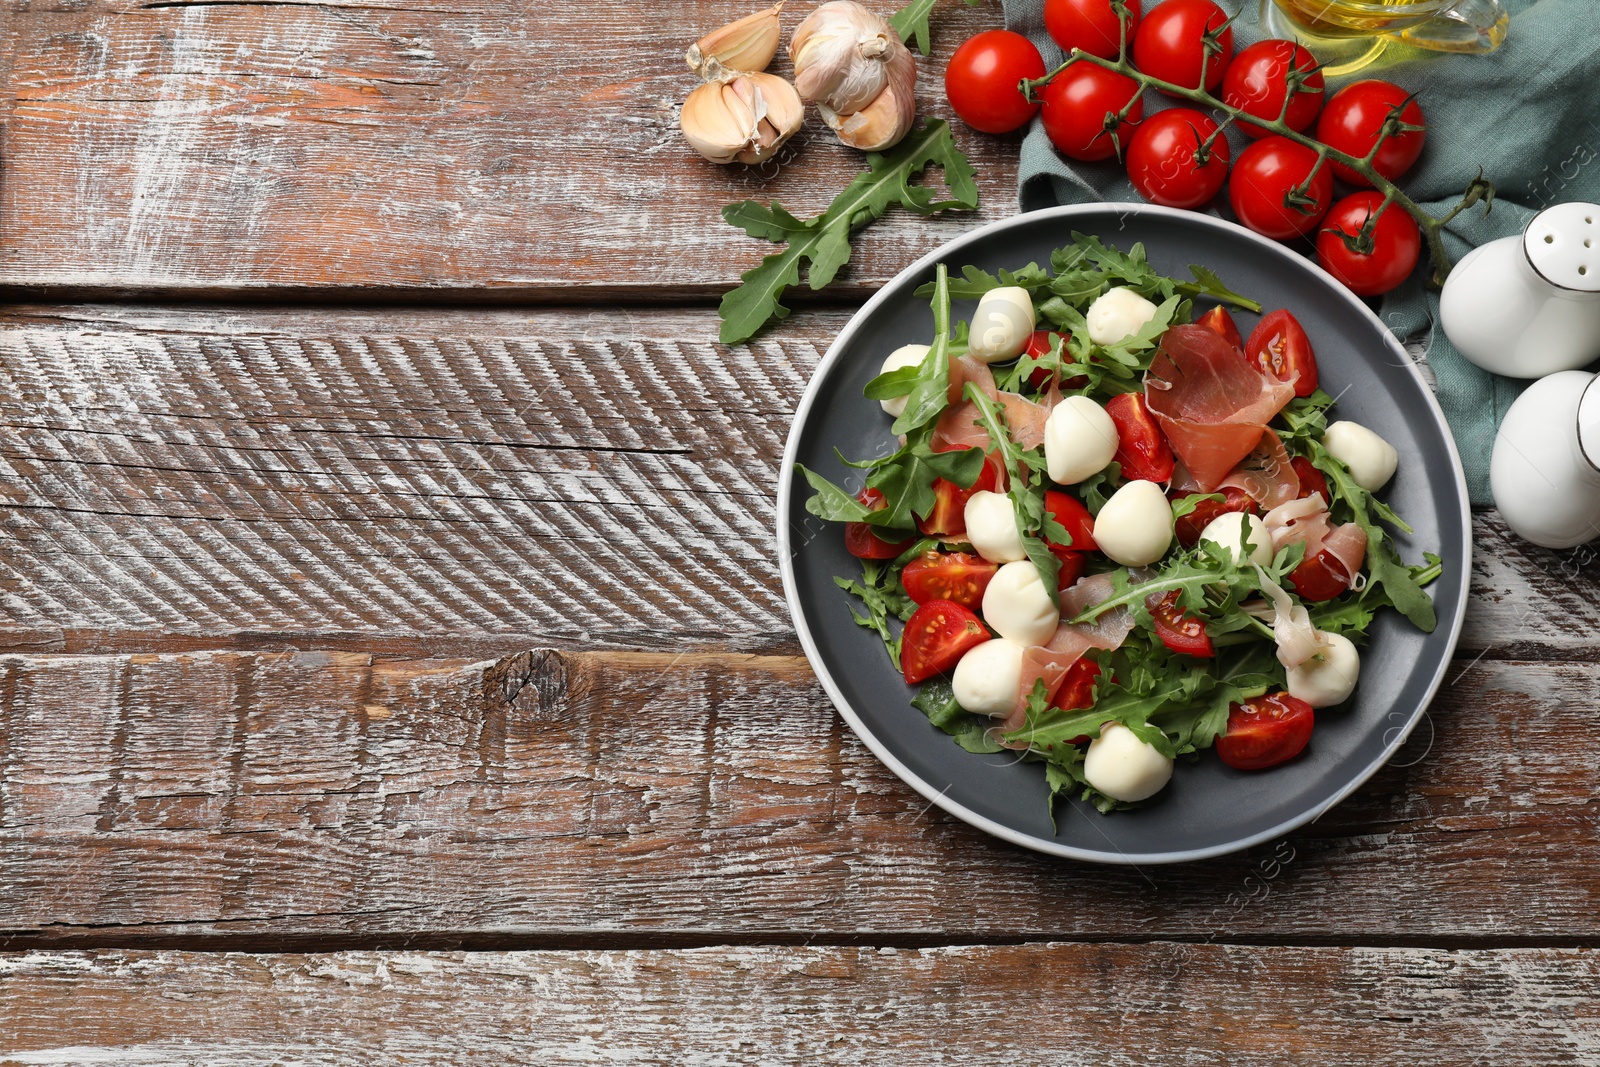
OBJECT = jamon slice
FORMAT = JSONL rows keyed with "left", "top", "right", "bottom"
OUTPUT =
{"left": 932, "top": 354, "right": 1052, "bottom": 452}
{"left": 995, "top": 573, "right": 1136, "bottom": 738}
{"left": 1220, "top": 431, "right": 1300, "bottom": 510}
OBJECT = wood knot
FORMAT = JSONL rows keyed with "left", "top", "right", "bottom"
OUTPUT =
{"left": 481, "top": 648, "right": 572, "bottom": 722}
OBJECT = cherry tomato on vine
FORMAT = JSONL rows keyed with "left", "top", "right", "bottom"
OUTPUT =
{"left": 901, "top": 600, "right": 990, "bottom": 685}
{"left": 1195, "top": 305, "right": 1244, "bottom": 350}
{"left": 1124, "top": 107, "right": 1230, "bottom": 209}
{"left": 1290, "top": 456, "right": 1328, "bottom": 501}
{"left": 1105, "top": 392, "right": 1175, "bottom": 482}
{"left": 844, "top": 488, "right": 912, "bottom": 560}
{"left": 901, "top": 551, "right": 998, "bottom": 609}
{"left": 1228, "top": 135, "right": 1332, "bottom": 240}
{"left": 1316, "top": 191, "right": 1423, "bottom": 297}
{"left": 1132, "top": 0, "right": 1233, "bottom": 94}
{"left": 1044, "top": 0, "right": 1142, "bottom": 59}
{"left": 945, "top": 30, "right": 1048, "bottom": 135}
{"left": 1246, "top": 308, "right": 1318, "bottom": 397}
{"left": 1152, "top": 590, "right": 1214, "bottom": 657}
{"left": 1039, "top": 62, "right": 1144, "bottom": 162}
{"left": 1221, "top": 39, "right": 1323, "bottom": 138}
{"left": 1216, "top": 692, "right": 1314, "bottom": 770}
{"left": 1316, "top": 79, "right": 1426, "bottom": 186}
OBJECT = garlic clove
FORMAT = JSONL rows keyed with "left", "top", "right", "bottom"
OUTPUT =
{"left": 680, "top": 72, "right": 803, "bottom": 166}
{"left": 686, "top": 2, "right": 785, "bottom": 81}
{"left": 793, "top": 1, "right": 916, "bottom": 152}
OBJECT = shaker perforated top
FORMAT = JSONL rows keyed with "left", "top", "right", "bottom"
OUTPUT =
{"left": 1524, "top": 202, "right": 1600, "bottom": 293}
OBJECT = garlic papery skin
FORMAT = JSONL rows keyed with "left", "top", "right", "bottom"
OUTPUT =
{"left": 791, "top": 0, "right": 917, "bottom": 151}
{"left": 687, "top": 2, "right": 785, "bottom": 82}
{"left": 680, "top": 72, "right": 804, "bottom": 165}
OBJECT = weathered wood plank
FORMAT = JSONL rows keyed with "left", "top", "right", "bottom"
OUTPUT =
{"left": 0, "top": 305, "right": 1593, "bottom": 657}
{"left": 1, "top": 945, "right": 1597, "bottom": 1064}
{"left": 1, "top": 0, "right": 1007, "bottom": 296}
{"left": 0, "top": 648, "right": 1594, "bottom": 944}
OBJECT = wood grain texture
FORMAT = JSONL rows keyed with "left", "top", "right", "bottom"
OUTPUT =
{"left": 2, "top": 945, "right": 1598, "bottom": 1064}
{"left": 1, "top": 0, "right": 1006, "bottom": 296}
{"left": 0, "top": 304, "right": 1593, "bottom": 658}
{"left": 0, "top": 646, "right": 1594, "bottom": 946}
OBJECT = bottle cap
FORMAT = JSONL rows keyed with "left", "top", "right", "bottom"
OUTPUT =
{"left": 1524, "top": 203, "right": 1600, "bottom": 293}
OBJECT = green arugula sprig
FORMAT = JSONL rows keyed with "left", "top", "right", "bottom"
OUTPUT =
{"left": 835, "top": 561, "right": 917, "bottom": 670}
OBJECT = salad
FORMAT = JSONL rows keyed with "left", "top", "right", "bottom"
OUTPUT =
{"left": 798, "top": 234, "right": 1441, "bottom": 815}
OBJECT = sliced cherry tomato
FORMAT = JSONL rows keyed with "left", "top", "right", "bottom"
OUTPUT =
{"left": 1246, "top": 308, "right": 1319, "bottom": 397}
{"left": 1316, "top": 191, "right": 1423, "bottom": 297}
{"left": 901, "top": 599, "right": 990, "bottom": 685}
{"left": 1131, "top": 0, "right": 1233, "bottom": 94}
{"left": 945, "top": 30, "right": 1047, "bottom": 135}
{"left": 1289, "top": 547, "right": 1354, "bottom": 601}
{"left": 845, "top": 488, "right": 913, "bottom": 559}
{"left": 1044, "top": 0, "right": 1141, "bottom": 59}
{"left": 1220, "top": 39, "right": 1323, "bottom": 138}
{"left": 1055, "top": 657, "right": 1103, "bottom": 717}
{"left": 1105, "top": 392, "right": 1175, "bottom": 483}
{"left": 1039, "top": 62, "right": 1144, "bottom": 162}
{"left": 1172, "top": 486, "right": 1256, "bottom": 547}
{"left": 901, "top": 551, "right": 999, "bottom": 609}
{"left": 1195, "top": 305, "right": 1244, "bottom": 350}
{"left": 1048, "top": 544, "right": 1087, "bottom": 592}
{"left": 1228, "top": 135, "right": 1332, "bottom": 241}
{"left": 1316, "top": 79, "right": 1426, "bottom": 186}
{"left": 1024, "top": 329, "right": 1088, "bottom": 390}
{"left": 1291, "top": 455, "right": 1328, "bottom": 501}
{"left": 1216, "top": 691, "right": 1314, "bottom": 770}
{"left": 1124, "top": 107, "right": 1230, "bottom": 210}
{"left": 918, "top": 450, "right": 1003, "bottom": 537}
{"left": 1151, "top": 589, "right": 1214, "bottom": 657}
{"left": 1044, "top": 489, "right": 1098, "bottom": 552}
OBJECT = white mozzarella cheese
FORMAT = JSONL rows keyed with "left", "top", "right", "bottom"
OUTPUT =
{"left": 1086, "top": 287, "right": 1160, "bottom": 346}
{"left": 1093, "top": 480, "right": 1174, "bottom": 567}
{"left": 877, "top": 344, "right": 930, "bottom": 418}
{"left": 951, "top": 638, "right": 1026, "bottom": 717}
{"left": 981, "top": 560, "right": 1059, "bottom": 647}
{"left": 1044, "top": 395, "right": 1119, "bottom": 485}
{"left": 964, "top": 491, "right": 1026, "bottom": 563}
{"left": 1322, "top": 420, "right": 1398, "bottom": 492}
{"left": 1285, "top": 630, "right": 1361, "bottom": 707}
{"left": 968, "top": 287, "right": 1037, "bottom": 363}
{"left": 1084, "top": 723, "right": 1174, "bottom": 802}
{"left": 1199, "top": 511, "right": 1274, "bottom": 566}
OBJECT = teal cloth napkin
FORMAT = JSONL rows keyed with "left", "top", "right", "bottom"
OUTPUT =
{"left": 1004, "top": 0, "right": 1600, "bottom": 504}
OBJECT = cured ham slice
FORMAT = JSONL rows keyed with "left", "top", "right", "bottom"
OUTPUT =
{"left": 1264, "top": 493, "right": 1368, "bottom": 583}
{"left": 1144, "top": 324, "right": 1295, "bottom": 491}
{"left": 996, "top": 572, "right": 1136, "bottom": 740}
{"left": 1219, "top": 432, "right": 1300, "bottom": 510}
{"left": 932, "top": 353, "right": 1053, "bottom": 453}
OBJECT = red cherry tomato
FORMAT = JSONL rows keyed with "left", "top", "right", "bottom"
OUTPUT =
{"left": 1048, "top": 544, "right": 1088, "bottom": 592}
{"left": 1316, "top": 79, "right": 1426, "bottom": 186}
{"left": 901, "top": 599, "right": 991, "bottom": 685}
{"left": 1044, "top": 0, "right": 1142, "bottom": 59}
{"left": 901, "top": 551, "right": 999, "bottom": 609}
{"left": 1221, "top": 39, "right": 1323, "bottom": 138}
{"left": 1105, "top": 392, "right": 1175, "bottom": 482}
{"left": 1132, "top": 0, "right": 1233, "bottom": 94}
{"left": 1151, "top": 590, "right": 1214, "bottom": 657}
{"left": 1291, "top": 455, "right": 1328, "bottom": 500}
{"left": 1172, "top": 486, "right": 1256, "bottom": 547}
{"left": 1024, "top": 329, "right": 1088, "bottom": 390}
{"left": 1316, "top": 191, "right": 1423, "bottom": 297}
{"left": 1044, "top": 489, "right": 1099, "bottom": 552}
{"left": 845, "top": 488, "right": 913, "bottom": 559}
{"left": 918, "top": 450, "right": 1003, "bottom": 537}
{"left": 1216, "top": 692, "right": 1314, "bottom": 770}
{"left": 1229, "top": 136, "right": 1332, "bottom": 240}
{"left": 945, "top": 30, "right": 1048, "bottom": 135}
{"left": 1124, "top": 107, "right": 1230, "bottom": 209}
{"left": 1289, "top": 547, "right": 1354, "bottom": 601}
{"left": 1054, "top": 656, "right": 1103, "bottom": 712}
{"left": 1245, "top": 308, "right": 1319, "bottom": 397}
{"left": 1039, "top": 62, "right": 1144, "bottom": 162}
{"left": 1195, "top": 306, "right": 1244, "bottom": 350}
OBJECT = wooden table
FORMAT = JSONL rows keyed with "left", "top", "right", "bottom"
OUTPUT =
{"left": 1, "top": 0, "right": 1597, "bottom": 1061}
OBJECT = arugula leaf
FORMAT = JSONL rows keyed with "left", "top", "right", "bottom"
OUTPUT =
{"left": 864, "top": 429, "right": 985, "bottom": 529}
{"left": 835, "top": 560, "right": 917, "bottom": 670}
{"left": 963, "top": 383, "right": 1062, "bottom": 602}
{"left": 797, "top": 464, "right": 873, "bottom": 522}
{"left": 912, "top": 680, "right": 1005, "bottom": 753}
{"left": 718, "top": 121, "right": 979, "bottom": 344}
{"left": 913, "top": 262, "right": 1053, "bottom": 300}
{"left": 1183, "top": 265, "right": 1263, "bottom": 312}
{"left": 893, "top": 263, "right": 955, "bottom": 435}
{"left": 891, "top": 0, "right": 984, "bottom": 55}
{"left": 1276, "top": 389, "right": 1335, "bottom": 450}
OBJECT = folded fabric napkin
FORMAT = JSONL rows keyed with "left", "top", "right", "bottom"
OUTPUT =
{"left": 1003, "top": 0, "right": 1600, "bottom": 505}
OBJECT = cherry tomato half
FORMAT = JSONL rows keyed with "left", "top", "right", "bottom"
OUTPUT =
{"left": 1229, "top": 135, "right": 1332, "bottom": 241}
{"left": 1216, "top": 691, "right": 1314, "bottom": 770}
{"left": 1055, "top": 656, "right": 1103, "bottom": 712}
{"left": 1132, "top": 0, "right": 1233, "bottom": 94}
{"left": 1290, "top": 455, "right": 1328, "bottom": 501}
{"left": 1125, "top": 107, "right": 1230, "bottom": 210}
{"left": 1044, "top": 0, "right": 1142, "bottom": 59}
{"left": 1173, "top": 486, "right": 1256, "bottom": 547}
{"left": 902, "top": 551, "right": 998, "bottom": 610}
{"left": 1316, "top": 79, "right": 1426, "bottom": 186}
{"left": 1245, "top": 308, "right": 1319, "bottom": 397}
{"left": 1024, "top": 329, "right": 1088, "bottom": 390}
{"left": 845, "top": 488, "right": 913, "bottom": 559}
{"left": 1039, "top": 62, "right": 1144, "bottom": 162}
{"left": 1316, "top": 191, "right": 1422, "bottom": 297}
{"left": 1195, "top": 305, "right": 1244, "bottom": 350}
{"left": 1289, "top": 547, "right": 1354, "bottom": 601}
{"left": 1105, "top": 392, "right": 1175, "bottom": 482}
{"left": 1049, "top": 544, "right": 1088, "bottom": 592}
{"left": 918, "top": 449, "right": 1003, "bottom": 537}
{"left": 945, "top": 30, "right": 1048, "bottom": 135}
{"left": 1221, "top": 39, "right": 1323, "bottom": 138}
{"left": 1044, "top": 489, "right": 1099, "bottom": 552}
{"left": 1152, "top": 589, "right": 1214, "bottom": 657}
{"left": 901, "top": 599, "right": 991, "bottom": 685}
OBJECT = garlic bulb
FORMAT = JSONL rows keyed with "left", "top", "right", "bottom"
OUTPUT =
{"left": 790, "top": 0, "right": 916, "bottom": 151}
{"left": 680, "top": 72, "right": 805, "bottom": 165}
{"left": 687, "top": 2, "right": 785, "bottom": 81}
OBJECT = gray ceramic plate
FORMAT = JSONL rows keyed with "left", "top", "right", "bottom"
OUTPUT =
{"left": 776, "top": 203, "right": 1471, "bottom": 864}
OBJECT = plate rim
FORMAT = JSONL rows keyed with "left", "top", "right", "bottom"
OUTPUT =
{"left": 775, "top": 202, "right": 1472, "bottom": 864}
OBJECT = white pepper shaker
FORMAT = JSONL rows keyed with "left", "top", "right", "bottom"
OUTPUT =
{"left": 1441, "top": 202, "right": 1600, "bottom": 378}
{"left": 1490, "top": 370, "right": 1600, "bottom": 548}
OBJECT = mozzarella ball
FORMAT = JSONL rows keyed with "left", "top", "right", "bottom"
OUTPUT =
{"left": 1323, "top": 421, "right": 1399, "bottom": 492}
{"left": 1093, "top": 480, "right": 1174, "bottom": 567}
{"left": 1286, "top": 631, "right": 1361, "bottom": 708}
{"left": 952, "top": 638, "right": 1026, "bottom": 717}
{"left": 877, "top": 344, "right": 929, "bottom": 418}
{"left": 1044, "top": 395, "right": 1120, "bottom": 485}
{"left": 981, "top": 560, "right": 1059, "bottom": 648}
{"left": 1199, "top": 511, "right": 1273, "bottom": 567}
{"left": 1084, "top": 723, "right": 1174, "bottom": 802}
{"left": 964, "top": 491, "right": 1026, "bottom": 563}
{"left": 968, "top": 287, "right": 1037, "bottom": 364}
{"left": 1086, "top": 287, "right": 1160, "bottom": 346}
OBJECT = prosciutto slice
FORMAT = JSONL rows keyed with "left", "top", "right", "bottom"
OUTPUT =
{"left": 932, "top": 353, "right": 1052, "bottom": 453}
{"left": 1264, "top": 493, "right": 1368, "bottom": 586}
{"left": 1219, "top": 431, "right": 1300, "bottom": 510}
{"left": 1144, "top": 324, "right": 1296, "bottom": 491}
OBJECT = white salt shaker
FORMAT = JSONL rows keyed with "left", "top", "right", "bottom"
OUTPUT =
{"left": 1441, "top": 202, "right": 1600, "bottom": 378}
{"left": 1490, "top": 370, "right": 1600, "bottom": 548}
